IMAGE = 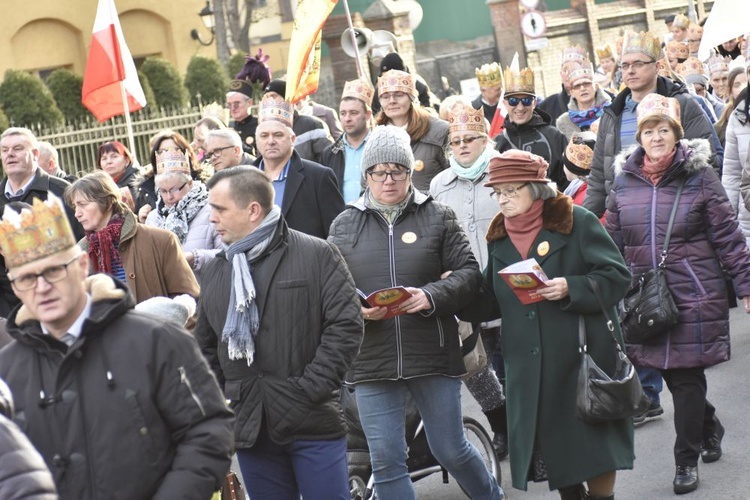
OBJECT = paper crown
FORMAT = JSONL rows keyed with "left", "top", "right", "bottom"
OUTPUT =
{"left": 595, "top": 43, "right": 615, "bottom": 62}
{"left": 258, "top": 95, "right": 294, "bottom": 127}
{"left": 666, "top": 41, "right": 690, "bottom": 61}
{"left": 562, "top": 45, "right": 589, "bottom": 64}
{"left": 0, "top": 195, "right": 77, "bottom": 269}
{"left": 636, "top": 93, "right": 681, "bottom": 125}
{"left": 475, "top": 62, "right": 504, "bottom": 89}
{"left": 707, "top": 55, "right": 730, "bottom": 75}
{"left": 687, "top": 23, "right": 703, "bottom": 41}
{"left": 503, "top": 66, "right": 535, "bottom": 95}
{"left": 656, "top": 58, "right": 674, "bottom": 79}
{"left": 448, "top": 103, "right": 486, "bottom": 134}
{"left": 677, "top": 57, "right": 705, "bottom": 77}
{"left": 155, "top": 149, "right": 190, "bottom": 176}
{"left": 563, "top": 131, "right": 596, "bottom": 176}
{"left": 568, "top": 63, "right": 595, "bottom": 85}
{"left": 622, "top": 31, "right": 662, "bottom": 61}
{"left": 377, "top": 69, "right": 417, "bottom": 98}
{"left": 673, "top": 13, "right": 690, "bottom": 29}
{"left": 341, "top": 77, "right": 375, "bottom": 106}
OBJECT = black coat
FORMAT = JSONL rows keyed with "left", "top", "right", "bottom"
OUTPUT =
{"left": 233, "top": 114, "right": 259, "bottom": 157}
{"left": 195, "top": 219, "right": 363, "bottom": 448}
{"left": 327, "top": 189, "right": 482, "bottom": 382}
{"left": 0, "top": 276, "right": 234, "bottom": 500}
{"left": 116, "top": 165, "right": 156, "bottom": 212}
{"left": 254, "top": 151, "right": 345, "bottom": 239}
{"left": 0, "top": 414, "right": 57, "bottom": 499}
{"left": 537, "top": 85, "right": 570, "bottom": 123}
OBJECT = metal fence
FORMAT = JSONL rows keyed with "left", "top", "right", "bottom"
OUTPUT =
{"left": 30, "top": 106, "right": 203, "bottom": 177}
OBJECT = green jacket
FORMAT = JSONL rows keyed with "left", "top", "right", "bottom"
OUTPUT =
{"left": 484, "top": 194, "right": 634, "bottom": 490}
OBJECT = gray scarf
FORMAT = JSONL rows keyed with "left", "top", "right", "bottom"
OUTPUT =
{"left": 222, "top": 205, "right": 281, "bottom": 364}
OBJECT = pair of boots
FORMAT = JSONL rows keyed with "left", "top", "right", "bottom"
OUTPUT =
{"left": 483, "top": 405, "right": 508, "bottom": 461}
{"left": 558, "top": 483, "right": 614, "bottom": 500}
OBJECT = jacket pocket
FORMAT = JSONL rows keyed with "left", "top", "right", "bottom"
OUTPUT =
{"left": 175, "top": 362, "right": 226, "bottom": 422}
{"left": 681, "top": 258, "right": 708, "bottom": 297}
{"left": 436, "top": 317, "right": 445, "bottom": 347}
{"left": 124, "top": 389, "right": 159, "bottom": 465}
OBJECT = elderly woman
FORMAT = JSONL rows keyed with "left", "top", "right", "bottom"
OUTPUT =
{"left": 97, "top": 141, "right": 156, "bottom": 213}
{"left": 556, "top": 64, "right": 611, "bottom": 140}
{"left": 429, "top": 101, "right": 508, "bottom": 458}
{"left": 144, "top": 149, "right": 221, "bottom": 280}
{"left": 375, "top": 69, "right": 449, "bottom": 192}
{"left": 328, "top": 126, "right": 503, "bottom": 500}
{"left": 65, "top": 171, "right": 199, "bottom": 304}
{"left": 469, "top": 149, "right": 633, "bottom": 500}
{"left": 607, "top": 94, "right": 750, "bottom": 494}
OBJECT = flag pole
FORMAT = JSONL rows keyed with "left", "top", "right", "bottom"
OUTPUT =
{"left": 342, "top": 0, "right": 365, "bottom": 79}
{"left": 119, "top": 80, "right": 137, "bottom": 163}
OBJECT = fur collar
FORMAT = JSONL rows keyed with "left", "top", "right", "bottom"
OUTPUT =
{"left": 486, "top": 194, "right": 574, "bottom": 243}
{"left": 612, "top": 138, "right": 712, "bottom": 177}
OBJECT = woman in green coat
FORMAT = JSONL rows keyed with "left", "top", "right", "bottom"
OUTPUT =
{"left": 480, "top": 149, "right": 633, "bottom": 499}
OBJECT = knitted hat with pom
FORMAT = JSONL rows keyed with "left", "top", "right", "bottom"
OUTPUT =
{"left": 360, "top": 126, "right": 414, "bottom": 175}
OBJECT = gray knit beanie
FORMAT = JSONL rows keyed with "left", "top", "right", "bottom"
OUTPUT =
{"left": 361, "top": 125, "right": 414, "bottom": 175}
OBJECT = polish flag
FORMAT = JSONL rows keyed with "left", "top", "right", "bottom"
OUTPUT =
{"left": 82, "top": 0, "right": 146, "bottom": 122}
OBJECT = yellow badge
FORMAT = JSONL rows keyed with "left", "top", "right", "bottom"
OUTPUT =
{"left": 402, "top": 232, "right": 417, "bottom": 244}
{"left": 537, "top": 241, "right": 550, "bottom": 256}
{"left": 414, "top": 160, "right": 424, "bottom": 172}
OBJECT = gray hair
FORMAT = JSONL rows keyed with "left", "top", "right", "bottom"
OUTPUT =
{"left": 37, "top": 141, "right": 59, "bottom": 163}
{"left": 528, "top": 181, "right": 558, "bottom": 201}
{"left": 226, "top": 91, "right": 250, "bottom": 101}
{"left": 0, "top": 127, "right": 39, "bottom": 149}
{"left": 155, "top": 171, "right": 192, "bottom": 187}
{"left": 207, "top": 128, "right": 242, "bottom": 148}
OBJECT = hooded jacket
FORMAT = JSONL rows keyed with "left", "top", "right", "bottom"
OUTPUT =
{"left": 0, "top": 275, "right": 234, "bottom": 500}
{"left": 584, "top": 76, "right": 722, "bottom": 217}
{"left": 723, "top": 93, "right": 750, "bottom": 243}
{"left": 606, "top": 139, "right": 750, "bottom": 369}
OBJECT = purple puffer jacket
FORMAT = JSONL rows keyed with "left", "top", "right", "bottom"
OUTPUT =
{"left": 606, "top": 138, "right": 750, "bottom": 370}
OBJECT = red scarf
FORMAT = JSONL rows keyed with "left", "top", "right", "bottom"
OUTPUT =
{"left": 642, "top": 148, "right": 677, "bottom": 185}
{"left": 86, "top": 214, "right": 124, "bottom": 275}
{"left": 504, "top": 199, "right": 544, "bottom": 259}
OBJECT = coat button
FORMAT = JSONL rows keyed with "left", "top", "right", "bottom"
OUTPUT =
{"left": 528, "top": 311, "right": 536, "bottom": 319}
{"left": 128, "top": 273, "right": 135, "bottom": 279}
{"left": 74, "top": 350, "right": 83, "bottom": 359}
{"left": 531, "top": 347, "right": 540, "bottom": 355}
{"left": 257, "top": 372, "right": 264, "bottom": 378}
{"left": 140, "top": 427, "right": 148, "bottom": 436}
{"left": 52, "top": 454, "right": 64, "bottom": 466}
{"left": 468, "top": 224, "right": 476, "bottom": 232}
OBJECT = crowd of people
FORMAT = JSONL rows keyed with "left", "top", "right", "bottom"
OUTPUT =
{"left": 1, "top": 10, "right": 750, "bottom": 500}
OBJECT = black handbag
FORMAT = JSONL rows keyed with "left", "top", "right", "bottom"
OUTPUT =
{"left": 576, "top": 277, "right": 650, "bottom": 424}
{"left": 620, "top": 179, "right": 684, "bottom": 343}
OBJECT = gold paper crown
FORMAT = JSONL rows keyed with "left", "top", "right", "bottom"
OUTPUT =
{"left": 563, "top": 132, "right": 596, "bottom": 174}
{"left": 475, "top": 62, "right": 504, "bottom": 89}
{"left": 673, "top": 13, "right": 690, "bottom": 29}
{"left": 622, "top": 31, "right": 662, "bottom": 62}
{"left": 707, "top": 55, "right": 730, "bottom": 75}
{"left": 448, "top": 103, "right": 486, "bottom": 135}
{"left": 258, "top": 95, "right": 294, "bottom": 127}
{"left": 562, "top": 45, "right": 589, "bottom": 64}
{"left": 503, "top": 66, "right": 535, "bottom": 95}
{"left": 677, "top": 57, "right": 705, "bottom": 77}
{"left": 341, "top": 77, "right": 375, "bottom": 106}
{"left": 568, "top": 63, "right": 595, "bottom": 85}
{"left": 155, "top": 149, "right": 190, "bottom": 176}
{"left": 636, "top": 93, "right": 681, "bottom": 125}
{"left": 656, "top": 58, "right": 673, "bottom": 79}
{"left": 666, "top": 41, "right": 690, "bottom": 61}
{"left": 595, "top": 43, "right": 615, "bottom": 62}
{"left": 0, "top": 195, "right": 76, "bottom": 269}
{"left": 377, "top": 69, "right": 417, "bottom": 98}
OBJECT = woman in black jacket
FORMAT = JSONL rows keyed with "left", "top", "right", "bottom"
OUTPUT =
{"left": 328, "top": 126, "right": 503, "bottom": 500}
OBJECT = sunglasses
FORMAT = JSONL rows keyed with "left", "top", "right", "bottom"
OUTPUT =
{"left": 506, "top": 96, "right": 534, "bottom": 107}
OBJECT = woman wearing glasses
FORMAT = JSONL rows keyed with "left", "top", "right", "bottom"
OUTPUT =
{"left": 328, "top": 126, "right": 503, "bottom": 500}
{"left": 468, "top": 149, "right": 633, "bottom": 500}
{"left": 143, "top": 148, "right": 221, "bottom": 281}
{"left": 556, "top": 64, "right": 611, "bottom": 141}
{"left": 374, "top": 69, "right": 449, "bottom": 193}
{"left": 65, "top": 171, "right": 199, "bottom": 304}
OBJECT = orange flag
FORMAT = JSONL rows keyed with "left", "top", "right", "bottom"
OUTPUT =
{"left": 285, "top": 0, "right": 339, "bottom": 103}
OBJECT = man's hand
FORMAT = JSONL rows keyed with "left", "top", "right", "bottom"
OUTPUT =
{"left": 138, "top": 204, "right": 152, "bottom": 223}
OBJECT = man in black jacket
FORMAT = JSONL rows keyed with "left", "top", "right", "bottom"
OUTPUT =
{"left": 0, "top": 196, "right": 234, "bottom": 500}
{"left": 197, "top": 165, "right": 363, "bottom": 500}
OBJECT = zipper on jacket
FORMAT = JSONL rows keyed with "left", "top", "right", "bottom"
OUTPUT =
{"left": 376, "top": 212, "right": 404, "bottom": 379}
{"left": 436, "top": 317, "right": 445, "bottom": 347}
{"left": 650, "top": 186, "right": 659, "bottom": 269}
{"left": 178, "top": 366, "right": 206, "bottom": 417}
{"left": 681, "top": 258, "right": 708, "bottom": 296}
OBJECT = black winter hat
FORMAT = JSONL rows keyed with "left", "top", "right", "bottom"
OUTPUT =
{"left": 380, "top": 52, "right": 408, "bottom": 75}
{"left": 264, "top": 79, "right": 287, "bottom": 98}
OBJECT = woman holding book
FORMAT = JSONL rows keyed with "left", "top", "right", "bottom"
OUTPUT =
{"left": 327, "top": 125, "right": 503, "bottom": 500}
{"left": 472, "top": 148, "right": 633, "bottom": 500}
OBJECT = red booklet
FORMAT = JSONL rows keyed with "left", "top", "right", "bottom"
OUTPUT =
{"left": 357, "top": 286, "right": 413, "bottom": 320}
{"left": 498, "top": 258, "right": 550, "bottom": 305}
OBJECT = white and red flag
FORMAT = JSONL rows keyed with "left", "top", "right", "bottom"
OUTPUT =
{"left": 82, "top": 0, "right": 146, "bottom": 122}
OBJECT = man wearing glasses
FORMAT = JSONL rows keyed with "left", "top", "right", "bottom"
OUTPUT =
{"left": 227, "top": 80, "right": 260, "bottom": 157}
{"left": 584, "top": 30, "right": 721, "bottom": 219}
{"left": 494, "top": 65, "right": 569, "bottom": 190}
{"left": 205, "top": 129, "right": 255, "bottom": 172}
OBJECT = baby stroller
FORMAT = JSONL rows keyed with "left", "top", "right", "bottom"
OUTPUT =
{"left": 342, "top": 385, "right": 501, "bottom": 499}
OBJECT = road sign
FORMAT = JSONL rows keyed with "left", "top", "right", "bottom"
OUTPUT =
{"left": 520, "top": 0, "right": 540, "bottom": 9}
{"left": 521, "top": 10, "right": 547, "bottom": 39}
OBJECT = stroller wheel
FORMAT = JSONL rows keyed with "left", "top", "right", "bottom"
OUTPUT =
{"left": 349, "top": 474, "right": 369, "bottom": 500}
{"left": 459, "top": 416, "right": 502, "bottom": 497}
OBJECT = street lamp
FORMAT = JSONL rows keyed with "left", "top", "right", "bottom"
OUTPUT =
{"left": 190, "top": 1, "right": 215, "bottom": 46}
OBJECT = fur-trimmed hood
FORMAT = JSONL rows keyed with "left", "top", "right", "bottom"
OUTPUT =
{"left": 486, "top": 193, "right": 574, "bottom": 242}
{"left": 612, "top": 138, "right": 712, "bottom": 178}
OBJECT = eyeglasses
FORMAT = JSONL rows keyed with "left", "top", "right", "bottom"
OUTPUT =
{"left": 506, "top": 96, "right": 534, "bottom": 107}
{"left": 10, "top": 255, "right": 81, "bottom": 291}
{"left": 449, "top": 136, "right": 485, "bottom": 147}
{"left": 206, "top": 145, "right": 235, "bottom": 159}
{"left": 620, "top": 60, "right": 656, "bottom": 71}
{"left": 367, "top": 170, "right": 410, "bottom": 182}
{"left": 380, "top": 92, "right": 409, "bottom": 102}
{"left": 157, "top": 182, "right": 188, "bottom": 197}
{"left": 490, "top": 183, "right": 529, "bottom": 201}
{"left": 226, "top": 100, "right": 248, "bottom": 109}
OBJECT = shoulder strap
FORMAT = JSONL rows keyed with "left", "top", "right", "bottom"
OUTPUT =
{"left": 660, "top": 177, "right": 686, "bottom": 266}
{"left": 582, "top": 276, "right": 621, "bottom": 350}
